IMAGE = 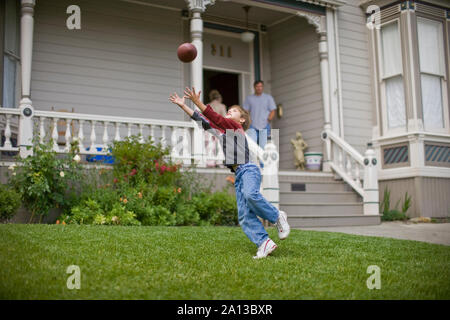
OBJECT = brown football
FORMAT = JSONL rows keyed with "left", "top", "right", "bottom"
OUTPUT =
{"left": 177, "top": 43, "right": 197, "bottom": 63}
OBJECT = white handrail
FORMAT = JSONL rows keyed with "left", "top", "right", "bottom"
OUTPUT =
{"left": 323, "top": 129, "right": 364, "bottom": 196}
{"left": 325, "top": 129, "right": 364, "bottom": 165}
{"left": 322, "top": 128, "right": 379, "bottom": 215}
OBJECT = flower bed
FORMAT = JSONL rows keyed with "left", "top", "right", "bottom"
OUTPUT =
{"left": 5, "top": 135, "right": 237, "bottom": 226}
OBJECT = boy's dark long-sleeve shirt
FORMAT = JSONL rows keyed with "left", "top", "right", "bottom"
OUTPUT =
{"left": 191, "top": 105, "right": 250, "bottom": 172}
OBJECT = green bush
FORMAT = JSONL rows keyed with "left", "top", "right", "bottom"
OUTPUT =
{"left": 0, "top": 184, "right": 21, "bottom": 221}
{"left": 381, "top": 187, "right": 410, "bottom": 221}
{"left": 58, "top": 135, "right": 237, "bottom": 227}
{"left": 382, "top": 210, "right": 407, "bottom": 221}
{"left": 190, "top": 190, "right": 238, "bottom": 226}
{"left": 110, "top": 135, "right": 182, "bottom": 187}
{"left": 9, "top": 138, "right": 82, "bottom": 223}
{"left": 63, "top": 200, "right": 140, "bottom": 226}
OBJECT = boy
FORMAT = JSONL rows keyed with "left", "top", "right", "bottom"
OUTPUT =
{"left": 169, "top": 87, "right": 290, "bottom": 259}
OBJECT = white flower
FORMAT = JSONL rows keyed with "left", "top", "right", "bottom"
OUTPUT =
{"left": 73, "top": 154, "right": 81, "bottom": 163}
{"left": 12, "top": 172, "right": 16, "bottom": 176}
{"left": 111, "top": 216, "right": 119, "bottom": 223}
{"left": 59, "top": 171, "right": 65, "bottom": 178}
{"left": 8, "top": 164, "right": 15, "bottom": 171}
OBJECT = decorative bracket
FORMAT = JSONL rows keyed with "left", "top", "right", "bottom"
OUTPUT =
{"left": 185, "top": 0, "right": 216, "bottom": 12}
{"left": 296, "top": 11, "right": 326, "bottom": 34}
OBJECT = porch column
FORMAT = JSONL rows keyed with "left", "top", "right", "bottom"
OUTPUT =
{"left": 19, "top": 0, "right": 36, "bottom": 158}
{"left": 190, "top": 10, "right": 203, "bottom": 101}
{"left": 186, "top": 0, "right": 214, "bottom": 167}
{"left": 318, "top": 31, "right": 332, "bottom": 172}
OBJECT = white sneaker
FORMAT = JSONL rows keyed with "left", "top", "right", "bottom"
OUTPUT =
{"left": 253, "top": 238, "right": 277, "bottom": 259}
{"left": 276, "top": 210, "right": 290, "bottom": 240}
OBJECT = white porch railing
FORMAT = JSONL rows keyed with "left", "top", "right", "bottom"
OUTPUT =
{"left": 0, "top": 109, "right": 276, "bottom": 174}
{"left": 322, "top": 129, "right": 379, "bottom": 215}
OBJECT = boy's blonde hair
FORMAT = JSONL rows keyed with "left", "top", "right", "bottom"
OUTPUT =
{"left": 229, "top": 105, "right": 251, "bottom": 131}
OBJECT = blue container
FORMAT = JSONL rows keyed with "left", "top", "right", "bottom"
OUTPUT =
{"left": 86, "top": 146, "right": 115, "bottom": 164}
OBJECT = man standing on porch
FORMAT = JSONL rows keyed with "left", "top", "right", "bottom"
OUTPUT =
{"left": 243, "top": 80, "right": 276, "bottom": 152}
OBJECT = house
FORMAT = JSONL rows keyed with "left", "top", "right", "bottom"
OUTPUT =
{"left": 0, "top": 0, "right": 448, "bottom": 226}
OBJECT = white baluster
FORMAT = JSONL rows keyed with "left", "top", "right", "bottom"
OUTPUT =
{"left": 206, "top": 132, "right": 214, "bottom": 160}
{"left": 160, "top": 125, "right": 167, "bottom": 147}
{"left": 338, "top": 147, "right": 343, "bottom": 169}
{"left": 127, "top": 123, "right": 132, "bottom": 138}
{"left": 139, "top": 124, "right": 144, "bottom": 143}
{"left": 103, "top": 121, "right": 109, "bottom": 152}
{"left": 64, "top": 119, "right": 72, "bottom": 152}
{"left": 78, "top": 120, "right": 85, "bottom": 153}
{"left": 114, "top": 122, "right": 121, "bottom": 141}
{"left": 182, "top": 127, "right": 190, "bottom": 165}
{"left": 150, "top": 124, "right": 155, "bottom": 143}
{"left": 4, "top": 114, "right": 12, "bottom": 149}
{"left": 90, "top": 120, "right": 97, "bottom": 153}
{"left": 346, "top": 155, "right": 352, "bottom": 179}
{"left": 170, "top": 127, "right": 179, "bottom": 160}
{"left": 355, "top": 163, "right": 361, "bottom": 188}
{"left": 52, "top": 118, "right": 59, "bottom": 151}
{"left": 39, "top": 117, "right": 45, "bottom": 144}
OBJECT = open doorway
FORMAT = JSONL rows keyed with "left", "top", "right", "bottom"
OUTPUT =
{"left": 203, "top": 69, "right": 239, "bottom": 109}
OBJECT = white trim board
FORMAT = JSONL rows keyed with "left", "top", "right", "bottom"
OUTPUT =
{"left": 378, "top": 166, "right": 450, "bottom": 180}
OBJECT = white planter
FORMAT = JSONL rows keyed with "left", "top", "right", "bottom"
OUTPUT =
{"left": 305, "top": 152, "right": 323, "bottom": 171}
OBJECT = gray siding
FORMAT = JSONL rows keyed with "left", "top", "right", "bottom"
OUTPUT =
{"left": 337, "top": 0, "right": 374, "bottom": 154}
{"left": 31, "top": 0, "right": 184, "bottom": 120}
{"left": 268, "top": 17, "right": 323, "bottom": 170}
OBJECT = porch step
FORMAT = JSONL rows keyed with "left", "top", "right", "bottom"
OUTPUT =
{"left": 280, "top": 191, "right": 361, "bottom": 203}
{"left": 286, "top": 214, "right": 381, "bottom": 228}
{"left": 277, "top": 171, "right": 379, "bottom": 227}
{"left": 279, "top": 180, "right": 353, "bottom": 192}
{"left": 280, "top": 203, "right": 363, "bottom": 216}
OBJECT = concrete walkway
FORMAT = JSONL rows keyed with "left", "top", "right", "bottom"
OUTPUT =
{"left": 297, "top": 221, "right": 450, "bottom": 246}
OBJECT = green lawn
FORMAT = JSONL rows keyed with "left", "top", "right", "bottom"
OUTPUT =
{"left": 0, "top": 224, "right": 449, "bottom": 299}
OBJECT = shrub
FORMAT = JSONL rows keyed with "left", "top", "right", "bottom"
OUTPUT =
{"left": 64, "top": 200, "right": 140, "bottom": 226}
{"left": 57, "top": 135, "right": 237, "bottom": 227}
{"left": 139, "top": 205, "right": 175, "bottom": 226}
{"left": 9, "top": 138, "right": 82, "bottom": 223}
{"left": 67, "top": 199, "right": 104, "bottom": 225}
{"left": 380, "top": 187, "right": 410, "bottom": 221}
{"left": 190, "top": 190, "right": 238, "bottom": 226}
{"left": 0, "top": 184, "right": 21, "bottom": 221}
{"left": 109, "top": 135, "right": 182, "bottom": 188}
{"left": 382, "top": 209, "right": 407, "bottom": 221}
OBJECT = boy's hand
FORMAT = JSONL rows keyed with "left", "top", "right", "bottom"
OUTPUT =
{"left": 168, "top": 92, "right": 185, "bottom": 107}
{"left": 184, "top": 87, "right": 201, "bottom": 104}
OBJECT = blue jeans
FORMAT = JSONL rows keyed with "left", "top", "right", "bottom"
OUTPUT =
{"left": 247, "top": 124, "right": 271, "bottom": 168}
{"left": 234, "top": 163, "right": 280, "bottom": 247}
{"left": 247, "top": 124, "right": 271, "bottom": 150}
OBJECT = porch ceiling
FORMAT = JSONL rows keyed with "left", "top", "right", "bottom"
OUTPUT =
{"left": 120, "top": 0, "right": 299, "bottom": 28}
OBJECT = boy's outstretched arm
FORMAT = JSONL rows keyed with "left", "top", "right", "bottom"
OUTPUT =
{"left": 168, "top": 92, "right": 194, "bottom": 117}
{"left": 169, "top": 91, "right": 221, "bottom": 133}
{"left": 184, "top": 87, "right": 207, "bottom": 113}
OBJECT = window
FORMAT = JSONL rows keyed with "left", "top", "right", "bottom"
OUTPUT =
{"left": 417, "top": 17, "right": 446, "bottom": 131}
{"left": 379, "top": 20, "right": 406, "bottom": 131}
{"left": 2, "top": 0, "right": 20, "bottom": 108}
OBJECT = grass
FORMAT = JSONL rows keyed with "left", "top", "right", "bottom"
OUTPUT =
{"left": 0, "top": 224, "right": 449, "bottom": 300}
